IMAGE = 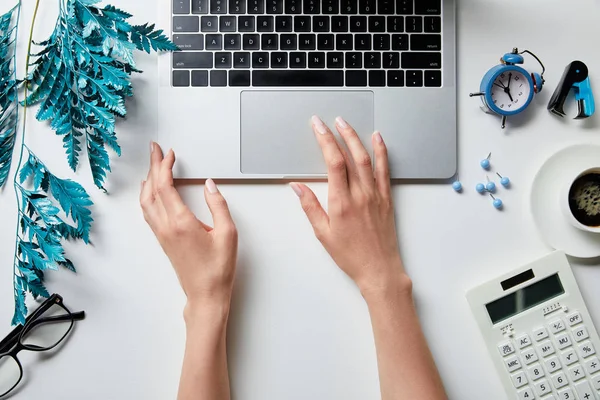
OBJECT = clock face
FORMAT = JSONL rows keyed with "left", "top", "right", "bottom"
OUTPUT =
{"left": 490, "top": 71, "right": 531, "bottom": 112}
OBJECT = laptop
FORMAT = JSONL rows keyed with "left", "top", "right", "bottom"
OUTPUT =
{"left": 157, "top": 0, "right": 456, "bottom": 179}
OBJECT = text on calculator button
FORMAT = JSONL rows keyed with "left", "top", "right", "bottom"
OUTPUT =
{"left": 558, "top": 387, "right": 575, "bottom": 400}
{"left": 498, "top": 341, "right": 516, "bottom": 357}
{"left": 549, "top": 319, "right": 566, "bottom": 334}
{"left": 533, "top": 327, "right": 549, "bottom": 342}
{"left": 537, "top": 341, "right": 556, "bottom": 358}
{"left": 568, "top": 364, "right": 585, "bottom": 382}
{"left": 567, "top": 312, "right": 583, "bottom": 327}
{"left": 561, "top": 350, "right": 578, "bottom": 366}
{"left": 592, "top": 375, "right": 600, "bottom": 390}
{"left": 534, "top": 378, "right": 551, "bottom": 396}
{"left": 544, "top": 356, "right": 562, "bottom": 374}
{"left": 556, "top": 333, "right": 572, "bottom": 350}
{"left": 517, "top": 334, "right": 533, "bottom": 349}
{"left": 573, "top": 326, "right": 590, "bottom": 343}
{"left": 552, "top": 371, "right": 568, "bottom": 389}
{"left": 527, "top": 363, "right": 545, "bottom": 381}
{"left": 511, "top": 371, "right": 528, "bottom": 388}
{"left": 505, "top": 356, "right": 522, "bottom": 372}
{"left": 574, "top": 380, "right": 596, "bottom": 400}
{"left": 578, "top": 341, "right": 596, "bottom": 359}
{"left": 522, "top": 348, "right": 539, "bottom": 365}
{"left": 585, "top": 357, "right": 600, "bottom": 375}
{"left": 517, "top": 387, "right": 535, "bottom": 400}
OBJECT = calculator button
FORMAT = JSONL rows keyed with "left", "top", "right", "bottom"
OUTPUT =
{"left": 527, "top": 363, "right": 546, "bottom": 381}
{"left": 522, "top": 348, "right": 539, "bottom": 365}
{"left": 568, "top": 364, "right": 585, "bottom": 382}
{"left": 499, "top": 341, "right": 516, "bottom": 357}
{"left": 552, "top": 371, "right": 569, "bottom": 389}
{"left": 538, "top": 341, "right": 556, "bottom": 358}
{"left": 534, "top": 327, "right": 550, "bottom": 342}
{"left": 561, "top": 350, "right": 579, "bottom": 366}
{"left": 558, "top": 387, "right": 575, "bottom": 400}
{"left": 592, "top": 374, "right": 600, "bottom": 390}
{"left": 573, "top": 326, "right": 589, "bottom": 343}
{"left": 585, "top": 357, "right": 600, "bottom": 375}
{"left": 517, "top": 334, "right": 533, "bottom": 349}
{"left": 578, "top": 341, "right": 596, "bottom": 359}
{"left": 544, "top": 356, "right": 562, "bottom": 374}
{"left": 574, "top": 381, "right": 596, "bottom": 400}
{"left": 550, "top": 319, "right": 566, "bottom": 335}
{"left": 567, "top": 312, "right": 583, "bottom": 327}
{"left": 542, "top": 395, "right": 557, "bottom": 400}
{"left": 534, "top": 379, "right": 552, "bottom": 396}
{"left": 511, "top": 371, "right": 529, "bottom": 388}
{"left": 505, "top": 356, "right": 523, "bottom": 372}
{"left": 555, "top": 333, "right": 573, "bottom": 350}
{"left": 518, "top": 387, "right": 535, "bottom": 400}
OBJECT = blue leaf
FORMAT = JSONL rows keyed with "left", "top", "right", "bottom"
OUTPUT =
{"left": 48, "top": 174, "right": 94, "bottom": 243}
{"left": 11, "top": 287, "right": 27, "bottom": 326}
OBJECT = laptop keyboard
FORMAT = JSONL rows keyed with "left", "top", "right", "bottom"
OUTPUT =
{"left": 171, "top": 0, "right": 443, "bottom": 87}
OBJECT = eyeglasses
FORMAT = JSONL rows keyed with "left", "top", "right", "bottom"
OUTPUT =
{"left": 0, "top": 294, "right": 85, "bottom": 397}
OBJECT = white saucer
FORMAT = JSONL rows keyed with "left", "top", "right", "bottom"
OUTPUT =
{"left": 531, "top": 144, "right": 600, "bottom": 259}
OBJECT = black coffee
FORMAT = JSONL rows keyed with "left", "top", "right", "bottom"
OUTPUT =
{"left": 569, "top": 173, "right": 600, "bottom": 227}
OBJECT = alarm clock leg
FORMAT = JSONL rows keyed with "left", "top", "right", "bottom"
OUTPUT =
{"left": 501, "top": 115, "right": 507, "bottom": 129}
{"left": 469, "top": 92, "right": 485, "bottom": 97}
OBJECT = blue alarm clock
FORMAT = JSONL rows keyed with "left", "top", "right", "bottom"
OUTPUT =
{"left": 470, "top": 48, "right": 546, "bottom": 129}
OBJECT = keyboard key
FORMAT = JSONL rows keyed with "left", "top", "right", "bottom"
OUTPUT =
{"left": 215, "top": 52, "right": 232, "bottom": 68}
{"left": 534, "top": 379, "right": 551, "bottom": 397}
{"left": 556, "top": 333, "right": 573, "bottom": 350}
{"left": 191, "top": 70, "right": 208, "bottom": 86}
{"left": 359, "top": 0, "right": 376, "bottom": 14}
{"left": 424, "top": 16, "right": 441, "bottom": 32}
{"left": 200, "top": 16, "right": 218, "bottom": 32}
{"left": 257, "top": 16, "right": 274, "bottom": 32}
{"left": 314, "top": 16, "right": 330, "bottom": 32}
{"left": 261, "top": 34, "right": 278, "bottom": 50}
{"left": 585, "top": 357, "right": 600, "bottom": 375}
{"left": 173, "top": 52, "right": 213, "bottom": 68}
{"left": 517, "top": 387, "right": 534, "bottom": 400}
{"left": 578, "top": 341, "right": 596, "bottom": 359}
{"left": 552, "top": 371, "right": 569, "bottom": 389}
{"left": 574, "top": 381, "right": 595, "bottom": 400}
{"left": 266, "top": 0, "right": 284, "bottom": 13}
{"left": 396, "top": 0, "right": 413, "bottom": 14}
{"left": 346, "top": 70, "right": 367, "bottom": 87}
{"left": 527, "top": 364, "right": 545, "bottom": 381}
{"left": 505, "top": 355, "right": 523, "bottom": 373}
{"left": 323, "top": 0, "right": 339, "bottom": 14}
{"left": 406, "top": 70, "right": 423, "bottom": 87}
{"left": 295, "top": 16, "right": 311, "bottom": 32}
{"left": 345, "top": 52, "right": 362, "bottom": 68}
{"left": 206, "top": 34, "right": 222, "bottom": 50}
{"left": 332, "top": 16, "right": 349, "bottom": 32}
{"left": 220, "top": 16, "right": 236, "bottom": 32}
{"left": 248, "top": 0, "right": 264, "bottom": 13}
{"left": 569, "top": 364, "right": 585, "bottom": 382}
{"left": 290, "top": 52, "right": 307, "bottom": 68}
{"left": 383, "top": 52, "right": 399, "bottom": 68}
{"left": 406, "top": 16, "right": 423, "bottom": 32}
{"left": 369, "top": 16, "right": 385, "bottom": 32}
{"left": 387, "top": 16, "right": 404, "bottom": 32}
{"left": 211, "top": 0, "right": 227, "bottom": 13}
{"left": 276, "top": 16, "right": 293, "bottom": 31}
{"left": 511, "top": 371, "right": 528, "bottom": 388}
{"left": 533, "top": 327, "right": 549, "bottom": 342}
{"left": 365, "top": 52, "right": 381, "bottom": 68}
{"left": 210, "top": 70, "right": 227, "bottom": 86}
{"left": 280, "top": 34, "right": 297, "bottom": 50}
{"left": 374, "top": 34, "right": 391, "bottom": 50}
{"left": 173, "top": 34, "right": 204, "bottom": 50}
{"left": 224, "top": 33, "right": 241, "bottom": 49}
{"left": 521, "top": 348, "right": 539, "bottom": 365}
{"left": 355, "top": 34, "right": 371, "bottom": 50}
{"left": 402, "top": 52, "right": 441, "bottom": 69}
{"left": 271, "top": 52, "right": 288, "bottom": 68}
{"left": 341, "top": 0, "right": 358, "bottom": 14}
{"left": 239, "top": 16, "right": 255, "bottom": 31}
{"left": 544, "top": 356, "right": 562, "bottom": 373}
{"left": 411, "top": 34, "right": 441, "bottom": 51}
{"left": 537, "top": 341, "right": 556, "bottom": 358}
{"left": 573, "top": 326, "right": 589, "bottom": 342}
{"left": 252, "top": 52, "right": 269, "bottom": 68}
{"left": 234, "top": 52, "right": 251, "bottom": 68}
{"left": 424, "top": 71, "right": 441, "bottom": 87}
{"left": 174, "top": 16, "right": 200, "bottom": 32}
{"left": 516, "top": 334, "right": 533, "bottom": 350}
{"left": 549, "top": 319, "right": 566, "bottom": 335}
{"left": 336, "top": 34, "right": 353, "bottom": 50}
{"left": 253, "top": 70, "right": 344, "bottom": 86}
{"left": 558, "top": 387, "right": 575, "bottom": 400}
{"left": 304, "top": 0, "right": 320, "bottom": 13}
{"left": 387, "top": 70, "right": 404, "bottom": 86}
{"left": 561, "top": 350, "right": 579, "bottom": 366}
{"left": 567, "top": 312, "right": 583, "bottom": 327}
{"left": 229, "top": 70, "right": 250, "bottom": 86}
{"left": 350, "top": 16, "right": 367, "bottom": 32}
{"left": 173, "top": 0, "right": 191, "bottom": 14}
{"left": 392, "top": 34, "right": 409, "bottom": 50}
{"left": 243, "top": 34, "right": 260, "bottom": 49}
{"left": 415, "top": 0, "right": 441, "bottom": 15}
{"left": 369, "top": 70, "right": 385, "bottom": 87}
{"left": 172, "top": 70, "right": 190, "bottom": 87}
{"left": 318, "top": 34, "right": 334, "bottom": 50}
{"left": 308, "top": 52, "right": 325, "bottom": 68}
{"left": 192, "top": 0, "right": 209, "bottom": 13}
{"left": 229, "top": 0, "right": 246, "bottom": 13}
{"left": 299, "top": 34, "right": 316, "bottom": 50}
{"left": 285, "top": 0, "right": 302, "bottom": 14}
{"left": 327, "top": 52, "right": 344, "bottom": 68}
{"left": 378, "top": 0, "right": 394, "bottom": 13}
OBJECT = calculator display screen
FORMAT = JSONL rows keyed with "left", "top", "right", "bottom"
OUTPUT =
{"left": 486, "top": 274, "right": 565, "bottom": 324}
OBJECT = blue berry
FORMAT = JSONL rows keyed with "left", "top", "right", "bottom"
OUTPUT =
{"left": 476, "top": 183, "right": 486, "bottom": 193}
{"left": 452, "top": 181, "right": 463, "bottom": 192}
{"left": 480, "top": 159, "right": 490, "bottom": 170}
{"left": 501, "top": 177, "right": 511, "bottom": 187}
{"left": 493, "top": 199, "right": 503, "bottom": 209}
{"left": 486, "top": 182, "right": 496, "bottom": 192}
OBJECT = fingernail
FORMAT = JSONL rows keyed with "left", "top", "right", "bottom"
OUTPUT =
{"left": 335, "top": 116, "right": 349, "bottom": 129}
{"left": 141, "top": 180, "right": 146, "bottom": 189}
{"left": 311, "top": 115, "right": 328, "bottom": 135}
{"left": 206, "top": 178, "right": 218, "bottom": 194}
{"left": 290, "top": 183, "right": 303, "bottom": 198}
{"left": 373, "top": 131, "right": 383, "bottom": 144}
{"left": 150, "top": 142, "right": 154, "bottom": 154}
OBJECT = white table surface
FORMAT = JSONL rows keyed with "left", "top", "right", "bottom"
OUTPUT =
{"left": 1, "top": 0, "right": 600, "bottom": 399}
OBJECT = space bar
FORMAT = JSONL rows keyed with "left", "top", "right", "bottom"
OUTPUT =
{"left": 252, "top": 71, "right": 344, "bottom": 87}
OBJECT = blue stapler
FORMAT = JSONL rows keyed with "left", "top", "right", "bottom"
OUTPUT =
{"left": 548, "top": 61, "right": 595, "bottom": 119}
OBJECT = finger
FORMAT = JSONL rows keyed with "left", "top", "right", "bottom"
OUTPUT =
{"left": 150, "top": 142, "right": 164, "bottom": 184}
{"left": 290, "top": 183, "right": 329, "bottom": 237}
{"left": 372, "top": 131, "right": 391, "bottom": 199}
{"left": 204, "top": 179, "right": 236, "bottom": 232}
{"left": 311, "top": 116, "right": 349, "bottom": 194}
{"left": 335, "top": 117, "right": 375, "bottom": 187}
{"left": 157, "top": 149, "right": 188, "bottom": 218}
{"left": 140, "top": 180, "right": 161, "bottom": 226}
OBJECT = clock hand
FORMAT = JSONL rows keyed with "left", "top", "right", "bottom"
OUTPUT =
{"left": 507, "top": 73, "right": 512, "bottom": 89}
{"left": 493, "top": 82, "right": 505, "bottom": 89}
{"left": 507, "top": 90, "right": 514, "bottom": 102}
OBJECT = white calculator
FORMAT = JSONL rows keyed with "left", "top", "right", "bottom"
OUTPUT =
{"left": 467, "top": 251, "right": 600, "bottom": 400}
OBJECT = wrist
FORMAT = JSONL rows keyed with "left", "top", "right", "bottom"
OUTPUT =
{"left": 360, "top": 272, "right": 413, "bottom": 306}
{"left": 183, "top": 295, "right": 231, "bottom": 328}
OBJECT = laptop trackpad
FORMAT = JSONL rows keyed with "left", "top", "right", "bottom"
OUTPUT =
{"left": 240, "top": 91, "right": 374, "bottom": 175}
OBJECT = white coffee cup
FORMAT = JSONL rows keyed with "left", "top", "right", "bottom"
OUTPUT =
{"left": 562, "top": 167, "right": 600, "bottom": 233}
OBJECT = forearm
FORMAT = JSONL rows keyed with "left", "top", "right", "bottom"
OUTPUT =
{"left": 363, "top": 275, "right": 447, "bottom": 400}
{"left": 178, "top": 300, "right": 231, "bottom": 400}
